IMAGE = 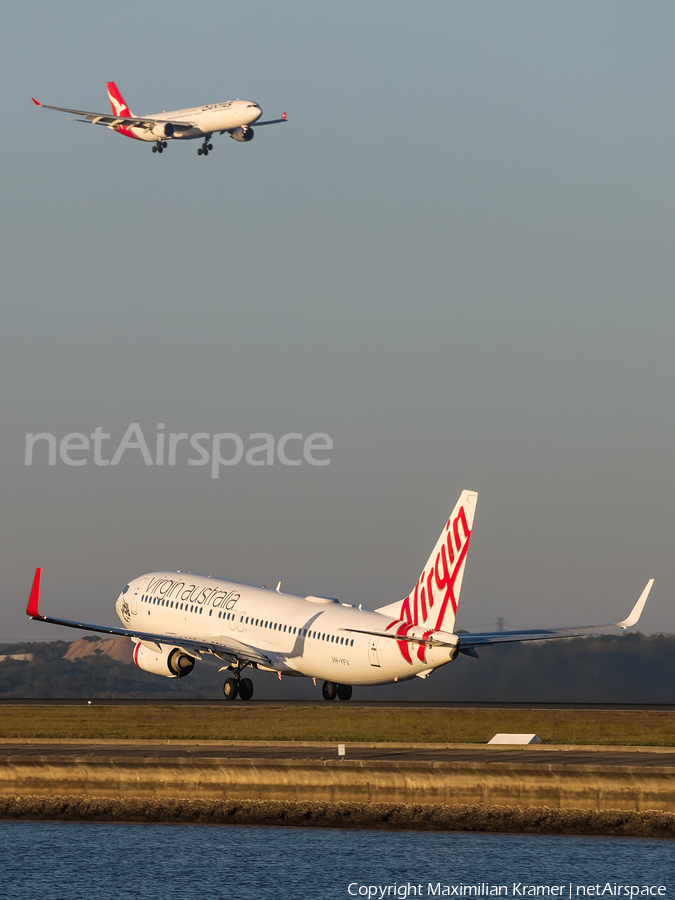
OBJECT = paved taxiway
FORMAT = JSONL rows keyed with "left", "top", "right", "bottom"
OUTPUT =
{"left": 1, "top": 740, "right": 674, "bottom": 768}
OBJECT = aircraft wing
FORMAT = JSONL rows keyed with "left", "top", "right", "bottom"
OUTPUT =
{"left": 31, "top": 98, "right": 191, "bottom": 132}
{"left": 254, "top": 113, "right": 288, "bottom": 125}
{"left": 458, "top": 579, "right": 654, "bottom": 651}
{"left": 341, "top": 580, "right": 654, "bottom": 653}
{"left": 25, "top": 569, "right": 271, "bottom": 668}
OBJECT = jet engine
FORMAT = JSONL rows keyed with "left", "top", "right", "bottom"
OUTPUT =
{"left": 133, "top": 642, "right": 195, "bottom": 678}
{"left": 150, "top": 122, "right": 175, "bottom": 140}
{"left": 230, "top": 126, "right": 254, "bottom": 142}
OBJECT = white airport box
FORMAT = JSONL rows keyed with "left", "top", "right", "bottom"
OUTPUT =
{"left": 488, "top": 733, "right": 541, "bottom": 745}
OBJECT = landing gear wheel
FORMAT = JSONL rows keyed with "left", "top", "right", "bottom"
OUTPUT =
{"left": 322, "top": 680, "right": 337, "bottom": 701}
{"left": 203, "top": 149, "right": 208, "bottom": 156}
{"left": 158, "top": 147, "right": 163, "bottom": 153}
{"left": 152, "top": 146, "right": 157, "bottom": 153}
{"left": 337, "top": 684, "right": 352, "bottom": 701}
{"left": 162, "top": 141, "right": 168, "bottom": 148}
{"left": 223, "top": 678, "right": 239, "bottom": 701}
{"left": 207, "top": 143, "right": 213, "bottom": 150}
{"left": 198, "top": 148, "right": 203, "bottom": 155}
{"left": 239, "top": 678, "right": 254, "bottom": 701}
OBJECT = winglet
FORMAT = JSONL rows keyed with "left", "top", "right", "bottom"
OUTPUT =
{"left": 282, "top": 112, "right": 287, "bottom": 120}
{"left": 616, "top": 579, "right": 654, "bottom": 629}
{"left": 31, "top": 98, "right": 42, "bottom": 106}
{"left": 26, "top": 568, "right": 43, "bottom": 619}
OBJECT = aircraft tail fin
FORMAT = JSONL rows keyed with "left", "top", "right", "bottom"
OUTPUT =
{"left": 376, "top": 490, "right": 478, "bottom": 633}
{"left": 106, "top": 81, "right": 134, "bottom": 117}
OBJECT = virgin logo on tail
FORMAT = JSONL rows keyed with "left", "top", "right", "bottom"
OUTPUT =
{"left": 400, "top": 505, "right": 471, "bottom": 630}
{"left": 386, "top": 504, "right": 472, "bottom": 665}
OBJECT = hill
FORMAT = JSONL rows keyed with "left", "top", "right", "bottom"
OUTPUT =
{"left": 0, "top": 632, "right": 673, "bottom": 701}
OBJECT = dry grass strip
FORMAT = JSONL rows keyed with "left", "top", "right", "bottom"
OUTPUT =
{"left": 1, "top": 706, "right": 675, "bottom": 745}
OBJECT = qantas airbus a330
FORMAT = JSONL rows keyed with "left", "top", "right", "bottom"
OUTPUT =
{"left": 25, "top": 491, "right": 654, "bottom": 700}
{"left": 32, "top": 81, "right": 287, "bottom": 156}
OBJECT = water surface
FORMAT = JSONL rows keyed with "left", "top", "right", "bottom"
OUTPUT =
{"left": 1, "top": 822, "right": 672, "bottom": 900}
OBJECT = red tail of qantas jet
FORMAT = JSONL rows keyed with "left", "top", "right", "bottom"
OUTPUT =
{"left": 32, "top": 81, "right": 287, "bottom": 157}
{"left": 25, "top": 490, "right": 654, "bottom": 701}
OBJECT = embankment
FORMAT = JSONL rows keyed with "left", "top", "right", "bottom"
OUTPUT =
{"left": 2, "top": 737, "right": 675, "bottom": 835}
{"left": 1, "top": 750, "right": 675, "bottom": 811}
{"left": 2, "top": 795, "right": 675, "bottom": 838}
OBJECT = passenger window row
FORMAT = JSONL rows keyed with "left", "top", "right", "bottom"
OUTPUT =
{"left": 232, "top": 615, "right": 355, "bottom": 646}
{"left": 141, "top": 595, "right": 203, "bottom": 615}
{"left": 139, "top": 594, "right": 355, "bottom": 646}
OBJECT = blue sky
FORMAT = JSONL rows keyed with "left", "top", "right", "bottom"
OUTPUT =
{"left": 2, "top": 1, "right": 674, "bottom": 649}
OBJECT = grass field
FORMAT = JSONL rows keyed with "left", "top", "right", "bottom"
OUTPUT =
{"left": 0, "top": 706, "right": 673, "bottom": 745}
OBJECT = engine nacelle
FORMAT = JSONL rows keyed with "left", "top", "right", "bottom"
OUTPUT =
{"left": 133, "top": 642, "right": 195, "bottom": 678}
{"left": 150, "top": 122, "right": 174, "bottom": 140}
{"left": 230, "top": 126, "right": 254, "bottom": 143}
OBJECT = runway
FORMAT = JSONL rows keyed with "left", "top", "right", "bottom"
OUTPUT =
{"left": 0, "top": 699, "right": 674, "bottom": 710}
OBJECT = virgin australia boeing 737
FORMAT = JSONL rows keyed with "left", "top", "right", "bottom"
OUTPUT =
{"left": 25, "top": 491, "right": 653, "bottom": 701}
{"left": 32, "top": 81, "right": 287, "bottom": 157}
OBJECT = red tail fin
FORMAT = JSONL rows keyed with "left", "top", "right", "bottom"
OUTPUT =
{"left": 106, "top": 81, "right": 133, "bottom": 117}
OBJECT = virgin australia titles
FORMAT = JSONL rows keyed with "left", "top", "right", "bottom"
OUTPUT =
{"left": 24, "top": 424, "right": 333, "bottom": 478}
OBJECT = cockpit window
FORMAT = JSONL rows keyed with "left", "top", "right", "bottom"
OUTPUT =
{"left": 123, "top": 585, "right": 129, "bottom": 594}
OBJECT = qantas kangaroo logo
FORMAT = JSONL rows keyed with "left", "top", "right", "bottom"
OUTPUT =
{"left": 110, "top": 96, "right": 125, "bottom": 115}
{"left": 386, "top": 504, "right": 471, "bottom": 665}
{"left": 107, "top": 84, "right": 130, "bottom": 118}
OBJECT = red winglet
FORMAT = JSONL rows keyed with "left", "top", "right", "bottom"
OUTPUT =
{"left": 31, "top": 98, "right": 42, "bottom": 106}
{"left": 281, "top": 112, "right": 287, "bottom": 120}
{"left": 26, "top": 568, "right": 42, "bottom": 618}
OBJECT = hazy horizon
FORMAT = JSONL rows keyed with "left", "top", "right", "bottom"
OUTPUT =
{"left": 2, "top": 2, "right": 674, "bottom": 656}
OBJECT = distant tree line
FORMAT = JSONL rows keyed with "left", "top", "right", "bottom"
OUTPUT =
{"left": 0, "top": 632, "right": 672, "bottom": 702}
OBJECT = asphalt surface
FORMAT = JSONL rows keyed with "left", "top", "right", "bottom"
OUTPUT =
{"left": 1, "top": 741, "right": 674, "bottom": 768}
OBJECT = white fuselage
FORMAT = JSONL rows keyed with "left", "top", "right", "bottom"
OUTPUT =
{"left": 125, "top": 99, "right": 262, "bottom": 142}
{"left": 116, "top": 571, "right": 458, "bottom": 685}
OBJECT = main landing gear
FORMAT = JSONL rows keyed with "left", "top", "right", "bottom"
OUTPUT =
{"left": 321, "top": 681, "right": 352, "bottom": 701}
{"left": 152, "top": 141, "right": 168, "bottom": 154}
{"left": 197, "top": 135, "right": 213, "bottom": 157}
{"left": 223, "top": 664, "right": 254, "bottom": 701}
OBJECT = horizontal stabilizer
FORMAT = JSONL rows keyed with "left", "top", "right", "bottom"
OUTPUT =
{"left": 339, "top": 626, "right": 458, "bottom": 649}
